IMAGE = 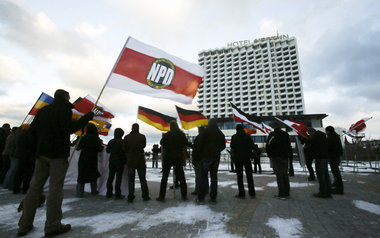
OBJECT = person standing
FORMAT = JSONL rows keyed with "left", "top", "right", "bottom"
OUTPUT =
{"left": 231, "top": 124, "right": 255, "bottom": 199}
{"left": 76, "top": 123, "right": 103, "bottom": 197}
{"left": 124, "top": 123, "right": 150, "bottom": 202}
{"left": 252, "top": 143, "right": 262, "bottom": 174}
{"left": 13, "top": 124, "right": 34, "bottom": 194}
{"left": 301, "top": 128, "right": 332, "bottom": 198}
{"left": 325, "top": 126, "right": 344, "bottom": 195}
{"left": 191, "top": 126, "right": 206, "bottom": 196}
{"left": 193, "top": 119, "right": 225, "bottom": 203}
{"left": 17, "top": 89, "right": 93, "bottom": 237}
{"left": 2, "top": 126, "right": 19, "bottom": 189}
{"left": 106, "top": 128, "right": 126, "bottom": 199}
{"left": 303, "top": 141, "right": 316, "bottom": 181}
{"left": 151, "top": 144, "right": 160, "bottom": 168}
{"left": 156, "top": 121, "right": 188, "bottom": 201}
{"left": 266, "top": 122, "right": 292, "bottom": 200}
{"left": 0, "top": 123, "right": 11, "bottom": 183}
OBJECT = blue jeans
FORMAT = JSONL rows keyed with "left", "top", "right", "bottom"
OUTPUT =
{"left": 315, "top": 159, "right": 331, "bottom": 196}
{"left": 272, "top": 157, "right": 290, "bottom": 197}
{"left": 198, "top": 158, "right": 219, "bottom": 200}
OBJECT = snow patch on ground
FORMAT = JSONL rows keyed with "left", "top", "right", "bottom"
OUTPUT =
{"left": 132, "top": 203, "right": 238, "bottom": 237}
{"left": 266, "top": 216, "right": 302, "bottom": 238}
{"left": 353, "top": 200, "right": 380, "bottom": 215}
{"left": 266, "top": 182, "right": 313, "bottom": 188}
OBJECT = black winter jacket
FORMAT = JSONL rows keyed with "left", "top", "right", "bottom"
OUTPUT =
{"left": 230, "top": 130, "right": 254, "bottom": 164}
{"left": 30, "top": 98, "right": 91, "bottom": 159}
{"left": 266, "top": 128, "right": 292, "bottom": 159}
{"left": 77, "top": 132, "right": 103, "bottom": 183}
{"left": 300, "top": 131, "right": 328, "bottom": 160}
{"left": 326, "top": 132, "right": 343, "bottom": 160}
{"left": 193, "top": 125, "right": 225, "bottom": 162}
{"left": 106, "top": 138, "right": 126, "bottom": 166}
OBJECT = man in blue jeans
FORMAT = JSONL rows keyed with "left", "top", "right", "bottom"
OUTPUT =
{"left": 193, "top": 119, "right": 225, "bottom": 204}
{"left": 266, "top": 122, "right": 292, "bottom": 200}
{"left": 301, "top": 128, "right": 332, "bottom": 198}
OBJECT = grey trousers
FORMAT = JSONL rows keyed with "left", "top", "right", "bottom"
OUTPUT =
{"left": 18, "top": 156, "right": 68, "bottom": 233}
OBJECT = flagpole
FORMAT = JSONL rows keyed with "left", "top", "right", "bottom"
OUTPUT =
{"left": 68, "top": 38, "right": 130, "bottom": 164}
{"left": 20, "top": 92, "right": 43, "bottom": 126}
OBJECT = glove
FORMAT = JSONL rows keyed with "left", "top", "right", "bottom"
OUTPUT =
{"left": 83, "top": 111, "right": 94, "bottom": 121}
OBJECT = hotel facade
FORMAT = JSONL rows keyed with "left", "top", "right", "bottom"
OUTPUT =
{"left": 193, "top": 35, "right": 326, "bottom": 144}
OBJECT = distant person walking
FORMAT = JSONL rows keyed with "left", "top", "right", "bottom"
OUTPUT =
{"left": 193, "top": 119, "right": 225, "bottom": 203}
{"left": 325, "top": 126, "right": 344, "bottom": 195}
{"left": 157, "top": 121, "right": 188, "bottom": 202}
{"left": 76, "top": 123, "right": 103, "bottom": 197}
{"left": 17, "top": 89, "right": 93, "bottom": 237}
{"left": 106, "top": 128, "right": 126, "bottom": 199}
{"left": 266, "top": 122, "right": 292, "bottom": 200}
{"left": 2, "top": 126, "right": 19, "bottom": 189}
{"left": 231, "top": 124, "right": 255, "bottom": 199}
{"left": 124, "top": 123, "right": 150, "bottom": 202}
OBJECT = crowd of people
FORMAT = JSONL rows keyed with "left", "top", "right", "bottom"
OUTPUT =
{"left": 0, "top": 89, "right": 345, "bottom": 237}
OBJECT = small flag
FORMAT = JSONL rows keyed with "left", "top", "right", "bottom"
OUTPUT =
{"left": 137, "top": 106, "right": 176, "bottom": 131}
{"left": 29, "top": 92, "right": 54, "bottom": 116}
{"left": 106, "top": 37, "right": 204, "bottom": 104}
{"left": 230, "top": 102, "right": 266, "bottom": 134}
{"left": 175, "top": 105, "right": 208, "bottom": 130}
{"left": 275, "top": 117, "right": 308, "bottom": 137}
{"left": 346, "top": 117, "right": 372, "bottom": 136}
{"left": 72, "top": 95, "right": 114, "bottom": 136}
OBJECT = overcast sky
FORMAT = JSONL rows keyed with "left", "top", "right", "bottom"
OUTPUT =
{"left": 1, "top": 0, "right": 379, "bottom": 145}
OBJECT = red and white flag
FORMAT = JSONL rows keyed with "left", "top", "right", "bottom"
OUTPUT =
{"left": 275, "top": 117, "right": 309, "bottom": 137}
{"left": 346, "top": 117, "right": 372, "bottom": 136}
{"left": 106, "top": 37, "right": 204, "bottom": 104}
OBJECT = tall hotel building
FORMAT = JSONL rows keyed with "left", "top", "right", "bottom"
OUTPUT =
{"left": 197, "top": 35, "right": 305, "bottom": 120}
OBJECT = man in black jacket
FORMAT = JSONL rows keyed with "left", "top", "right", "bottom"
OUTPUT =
{"left": 157, "top": 121, "right": 188, "bottom": 201}
{"left": 266, "top": 122, "right": 292, "bottom": 200}
{"left": 325, "top": 126, "right": 344, "bottom": 194}
{"left": 302, "top": 128, "right": 332, "bottom": 198}
{"left": 106, "top": 128, "right": 126, "bottom": 199}
{"left": 231, "top": 124, "right": 255, "bottom": 199}
{"left": 17, "top": 89, "right": 93, "bottom": 237}
{"left": 193, "top": 118, "right": 225, "bottom": 203}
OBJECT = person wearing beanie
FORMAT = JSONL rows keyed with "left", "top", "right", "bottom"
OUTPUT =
{"left": 106, "top": 128, "right": 126, "bottom": 199}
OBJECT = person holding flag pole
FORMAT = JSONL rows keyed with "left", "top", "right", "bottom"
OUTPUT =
{"left": 17, "top": 89, "right": 94, "bottom": 237}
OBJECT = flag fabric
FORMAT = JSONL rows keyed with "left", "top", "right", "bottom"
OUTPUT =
{"left": 262, "top": 122, "right": 273, "bottom": 134}
{"left": 175, "top": 106, "right": 208, "bottom": 130}
{"left": 29, "top": 92, "right": 54, "bottom": 116}
{"left": 275, "top": 117, "right": 308, "bottom": 137}
{"left": 72, "top": 95, "right": 114, "bottom": 136}
{"left": 137, "top": 106, "right": 176, "bottom": 131}
{"left": 346, "top": 117, "right": 372, "bottom": 136}
{"left": 230, "top": 102, "right": 266, "bottom": 134}
{"left": 106, "top": 37, "right": 204, "bottom": 104}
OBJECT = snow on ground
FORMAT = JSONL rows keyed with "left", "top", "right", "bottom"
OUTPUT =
{"left": 266, "top": 181, "right": 314, "bottom": 188}
{"left": 0, "top": 198, "right": 80, "bottom": 236}
{"left": 353, "top": 200, "right": 380, "bottom": 215}
{"left": 0, "top": 199, "right": 238, "bottom": 237}
{"left": 266, "top": 216, "right": 303, "bottom": 238}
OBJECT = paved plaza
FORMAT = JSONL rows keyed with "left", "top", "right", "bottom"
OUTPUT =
{"left": 1, "top": 163, "right": 379, "bottom": 238}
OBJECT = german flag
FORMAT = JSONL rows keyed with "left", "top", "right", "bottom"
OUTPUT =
{"left": 137, "top": 106, "right": 176, "bottom": 131}
{"left": 175, "top": 106, "right": 208, "bottom": 130}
